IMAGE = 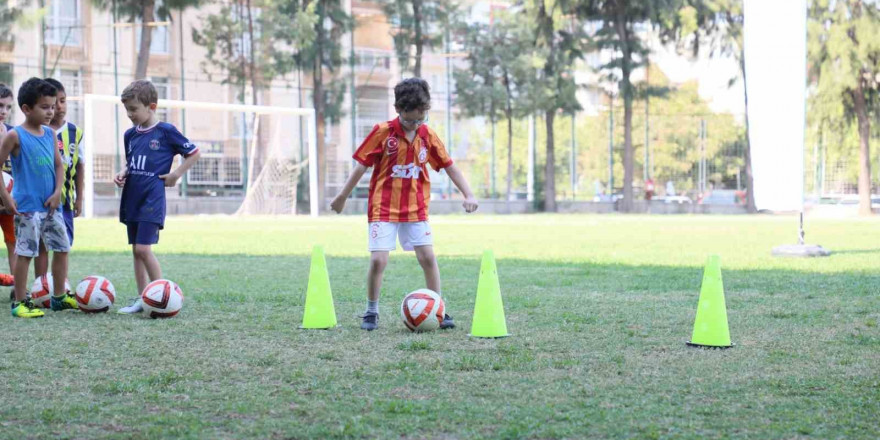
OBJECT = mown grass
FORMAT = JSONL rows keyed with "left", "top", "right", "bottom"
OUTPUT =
{"left": 1, "top": 214, "right": 878, "bottom": 439}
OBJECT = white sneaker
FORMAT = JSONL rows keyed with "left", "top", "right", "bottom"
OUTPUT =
{"left": 117, "top": 298, "right": 144, "bottom": 314}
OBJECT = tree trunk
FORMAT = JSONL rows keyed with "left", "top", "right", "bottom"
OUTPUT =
{"left": 853, "top": 82, "right": 872, "bottom": 216}
{"left": 246, "top": 0, "right": 258, "bottom": 104}
{"left": 544, "top": 109, "right": 556, "bottom": 212}
{"left": 412, "top": 0, "right": 423, "bottom": 77}
{"left": 135, "top": 0, "right": 156, "bottom": 79}
{"left": 313, "top": 0, "right": 327, "bottom": 211}
{"left": 616, "top": 15, "right": 634, "bottom": 213}
{"left": 739, "top": 49, "right": 757, "bottom": 213}
{"left": 504, "top": 71, "right": 513, "bottom": 202}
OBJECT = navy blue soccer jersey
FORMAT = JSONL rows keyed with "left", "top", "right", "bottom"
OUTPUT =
{"left": 119, "top": 122, "right": 198, "bottom": 227}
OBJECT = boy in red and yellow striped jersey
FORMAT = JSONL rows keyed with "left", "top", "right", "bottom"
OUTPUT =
{"left": 331, "top": 78, "right": 478, "bottom": 331}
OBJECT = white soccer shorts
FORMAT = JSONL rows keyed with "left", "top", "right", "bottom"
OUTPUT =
{"left": 367, "top": 221, "right": 433, "bottom": 252}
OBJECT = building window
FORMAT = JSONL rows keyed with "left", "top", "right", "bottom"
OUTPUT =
{"left": 152, "top": 77, "right": 170, "bottom": 122}
{"left": 355, "top": 87, "right": 389, "bottom": 143}
{"left": 57, "top": 69, "right": 82, "bottom": 125}
{"left": 355, "top": 50, "right": 391, "bottom": 72}
{"left": 0, "top": 64, "right": 12, "bottom": 85}
{"left": 47, "top": 0, "right": 82, "bottom": 46}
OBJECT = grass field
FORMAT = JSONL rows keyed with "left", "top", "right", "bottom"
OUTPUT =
{"left": 1, "top": 214, "right": 878, "bottom": 439}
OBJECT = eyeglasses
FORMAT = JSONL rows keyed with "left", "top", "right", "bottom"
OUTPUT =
{"left": 399, "top": 115, "right": 428, "bottom": 126}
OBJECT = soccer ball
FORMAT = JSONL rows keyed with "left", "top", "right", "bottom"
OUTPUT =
{"left": 75, "top": 276, "right": 116, "bottom": 313}
{"left": 2, "top": 171, "right": 12, "bottom": 192}
{"left": 400, "top": 289, "right": 445, "bottom": 332}
{"left": 141, "top": 279, "right": 183, "bottom": 319}
{"left": 30, "top": 274, "right": 71, "bottom": 308}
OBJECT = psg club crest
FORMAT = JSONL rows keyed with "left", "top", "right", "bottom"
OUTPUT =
{"left": 149, "top": 140, "right": 160, "bottom": 151}
{"left": 385, "top": 136, "right": 399, "bottom": 155}
{"left": 418, "top": 147, "right": 428, "bottom": 164}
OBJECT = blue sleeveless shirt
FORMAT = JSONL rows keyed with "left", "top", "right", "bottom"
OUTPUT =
{"left": 11, "top": 125, "right": 57, "bottom": 213}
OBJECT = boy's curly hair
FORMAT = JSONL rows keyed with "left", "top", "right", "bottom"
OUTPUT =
{"left": 0, "top": 83, "right": 12, "bottom": 99}
{"left": 121, "top": 79, "right": 158, "bottom": 107}
{"left": 17, "top": 77, "right": 57, "bottom": 109}
{"left": 394, "top": 78, "right": 431, "bottom": 112}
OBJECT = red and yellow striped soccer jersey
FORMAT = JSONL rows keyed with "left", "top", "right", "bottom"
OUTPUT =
{"left": 353, "top": 118, "right": 453, "bottom": 223}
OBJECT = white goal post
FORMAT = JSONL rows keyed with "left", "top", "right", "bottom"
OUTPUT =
{"left": 82, "top": 94, "right": 318, "bottom": 218}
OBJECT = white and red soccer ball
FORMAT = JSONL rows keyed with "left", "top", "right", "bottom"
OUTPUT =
{"left": 141, "top": 279, "right": 184, "bottom": 319}
{"left": 75, "top": 276, "right": 116, "bottom": 313}
{"left": 400, "top": 288, "right": 445, "bottom": 332}
{"left": 30, "top": 274, "right": 71, "bottom": 308}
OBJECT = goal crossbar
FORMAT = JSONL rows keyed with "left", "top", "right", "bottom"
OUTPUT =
{"left": 82, "top": 94, "right": 318, "bottom": 218}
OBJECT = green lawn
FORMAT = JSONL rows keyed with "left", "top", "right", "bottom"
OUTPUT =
{"left": 1, "top": 214, "right": 878, "bottom": 439}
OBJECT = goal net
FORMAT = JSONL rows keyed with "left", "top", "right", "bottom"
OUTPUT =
{"left": 82, "top": 94, "right": 318, "bottom": 218}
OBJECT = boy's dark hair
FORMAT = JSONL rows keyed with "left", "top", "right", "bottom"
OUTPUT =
{"left": 0, "top": 83, "right": 12, "bottom": 99}
{"left": 17, "top": 77, "right": 57, "bottom": 109}
{"left": 121, "top": 79, "right": 158, "bottom": 107}
{"left": 43, "top": 78, "right": 65, "bottom": 93}
{"left": 394, "top": 78, "right": 431, "bottom": 112}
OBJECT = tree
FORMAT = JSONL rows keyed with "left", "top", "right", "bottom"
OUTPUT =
{"left": 576, "top": 0, "right": 700, "bottom": 212}
{"left": 193, "top": 0, "right": 317, "bottom": 103}
{"left": 809, "top": 0, "right": 879, "bottom": 215}
{"left": 1, "top": 0, "right": 28, "bottom": 45}
{"left": 520, "top": 0, "right": 584, "bottom": 212}
{"left": 670, "top": 0, "right": 757, "bottom": 212}
{"left": 93, "top": 0, "right": 201, "bottom": 79}
{"left": 382, "top": 0, "right": 457, "bottom": 77}
{"left": 454, "top": 13, "right": 529, "bottom": 200}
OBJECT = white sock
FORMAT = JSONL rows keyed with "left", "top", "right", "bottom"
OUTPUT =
{"left": 366, "top": 300, "right": 378, "bottom": 314}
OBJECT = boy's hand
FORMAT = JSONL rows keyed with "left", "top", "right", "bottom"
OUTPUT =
{"left": 2, "top": 199, "right": 18, "bottom": 216}
{"left": 462, "top": 196, "right": 479, "bottom": 213}
{"left": 114, "top": 170, "right": 127, "bottom": 188}
{"left": 45, "top": 191, "right": 61, "bottom": 215}
{"left": 74, "top": 198, "right": 83, "bottom": 217}
{"left": 330, "top": 195, "right": 346, "bottom": 214}
{"left": 159, "top": 171, "right": 180, "bottom": 187}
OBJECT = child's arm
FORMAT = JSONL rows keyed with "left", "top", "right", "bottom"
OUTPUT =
{"left": 45, "top": 140, "right": 64, "bottom": 215}
{"left": 114, "top": 165, "right": 128, "bottom": 188}
{"left": 159, "top": 151, "right": 201, "bottom": 187}
{"left": 74, "top": 161, "right": 84, "bottom": 217}
{"left": 445, "top": 164, "right": 479, "bottom": 213}
{"left": 0, "top": 130, "right": 18, "bottom": 215}
{"left": 330, "top": 162, "right": 368, "bottom": 214}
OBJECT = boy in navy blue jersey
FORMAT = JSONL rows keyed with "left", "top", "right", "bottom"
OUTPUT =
{"left": 114, "top": 80, "right": 200, "bottom": 314}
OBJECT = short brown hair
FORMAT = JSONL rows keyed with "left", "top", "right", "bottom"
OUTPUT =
{"left": 121, "top": 80, "right": 158, "bottom": 106}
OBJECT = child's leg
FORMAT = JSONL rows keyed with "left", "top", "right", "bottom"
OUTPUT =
{"left": 367, "top": 251, "right": 389, "bottom": 303}
{"left": 34, "top": 242, "right": 49, "bottom": 278}
{"left": 413, "top": 245, "right": 440, "bottom": 293}
{"left": 134, "top": 244, "right": 162, "bottom": 288}
{"left": 50, "top": 251, "right": 68, "bottom": 297}
{"left": 132, "top": 245, "right": 149, "bottom": 296}
{"left": 5, "top": 242, "right": 14, "bottom": 272}
{"left": 12, "top": 254, "right": 32, "bottom": 301}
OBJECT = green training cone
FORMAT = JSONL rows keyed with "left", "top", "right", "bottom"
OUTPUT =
{"left": 687, "top": 255, "right": 733, "bottom": 348}
{"left": 469, "top": 250, "right": 509, "bottom": 338}
{"left": 300, "top": 245, "right": 338, "bottom": 329}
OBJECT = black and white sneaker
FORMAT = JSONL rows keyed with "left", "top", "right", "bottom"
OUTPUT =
{"left": 360, "top": 312, "right": 379, "bottom": 331}
{"left": 440, "top": 313, "right": 455, "bottom": 329}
